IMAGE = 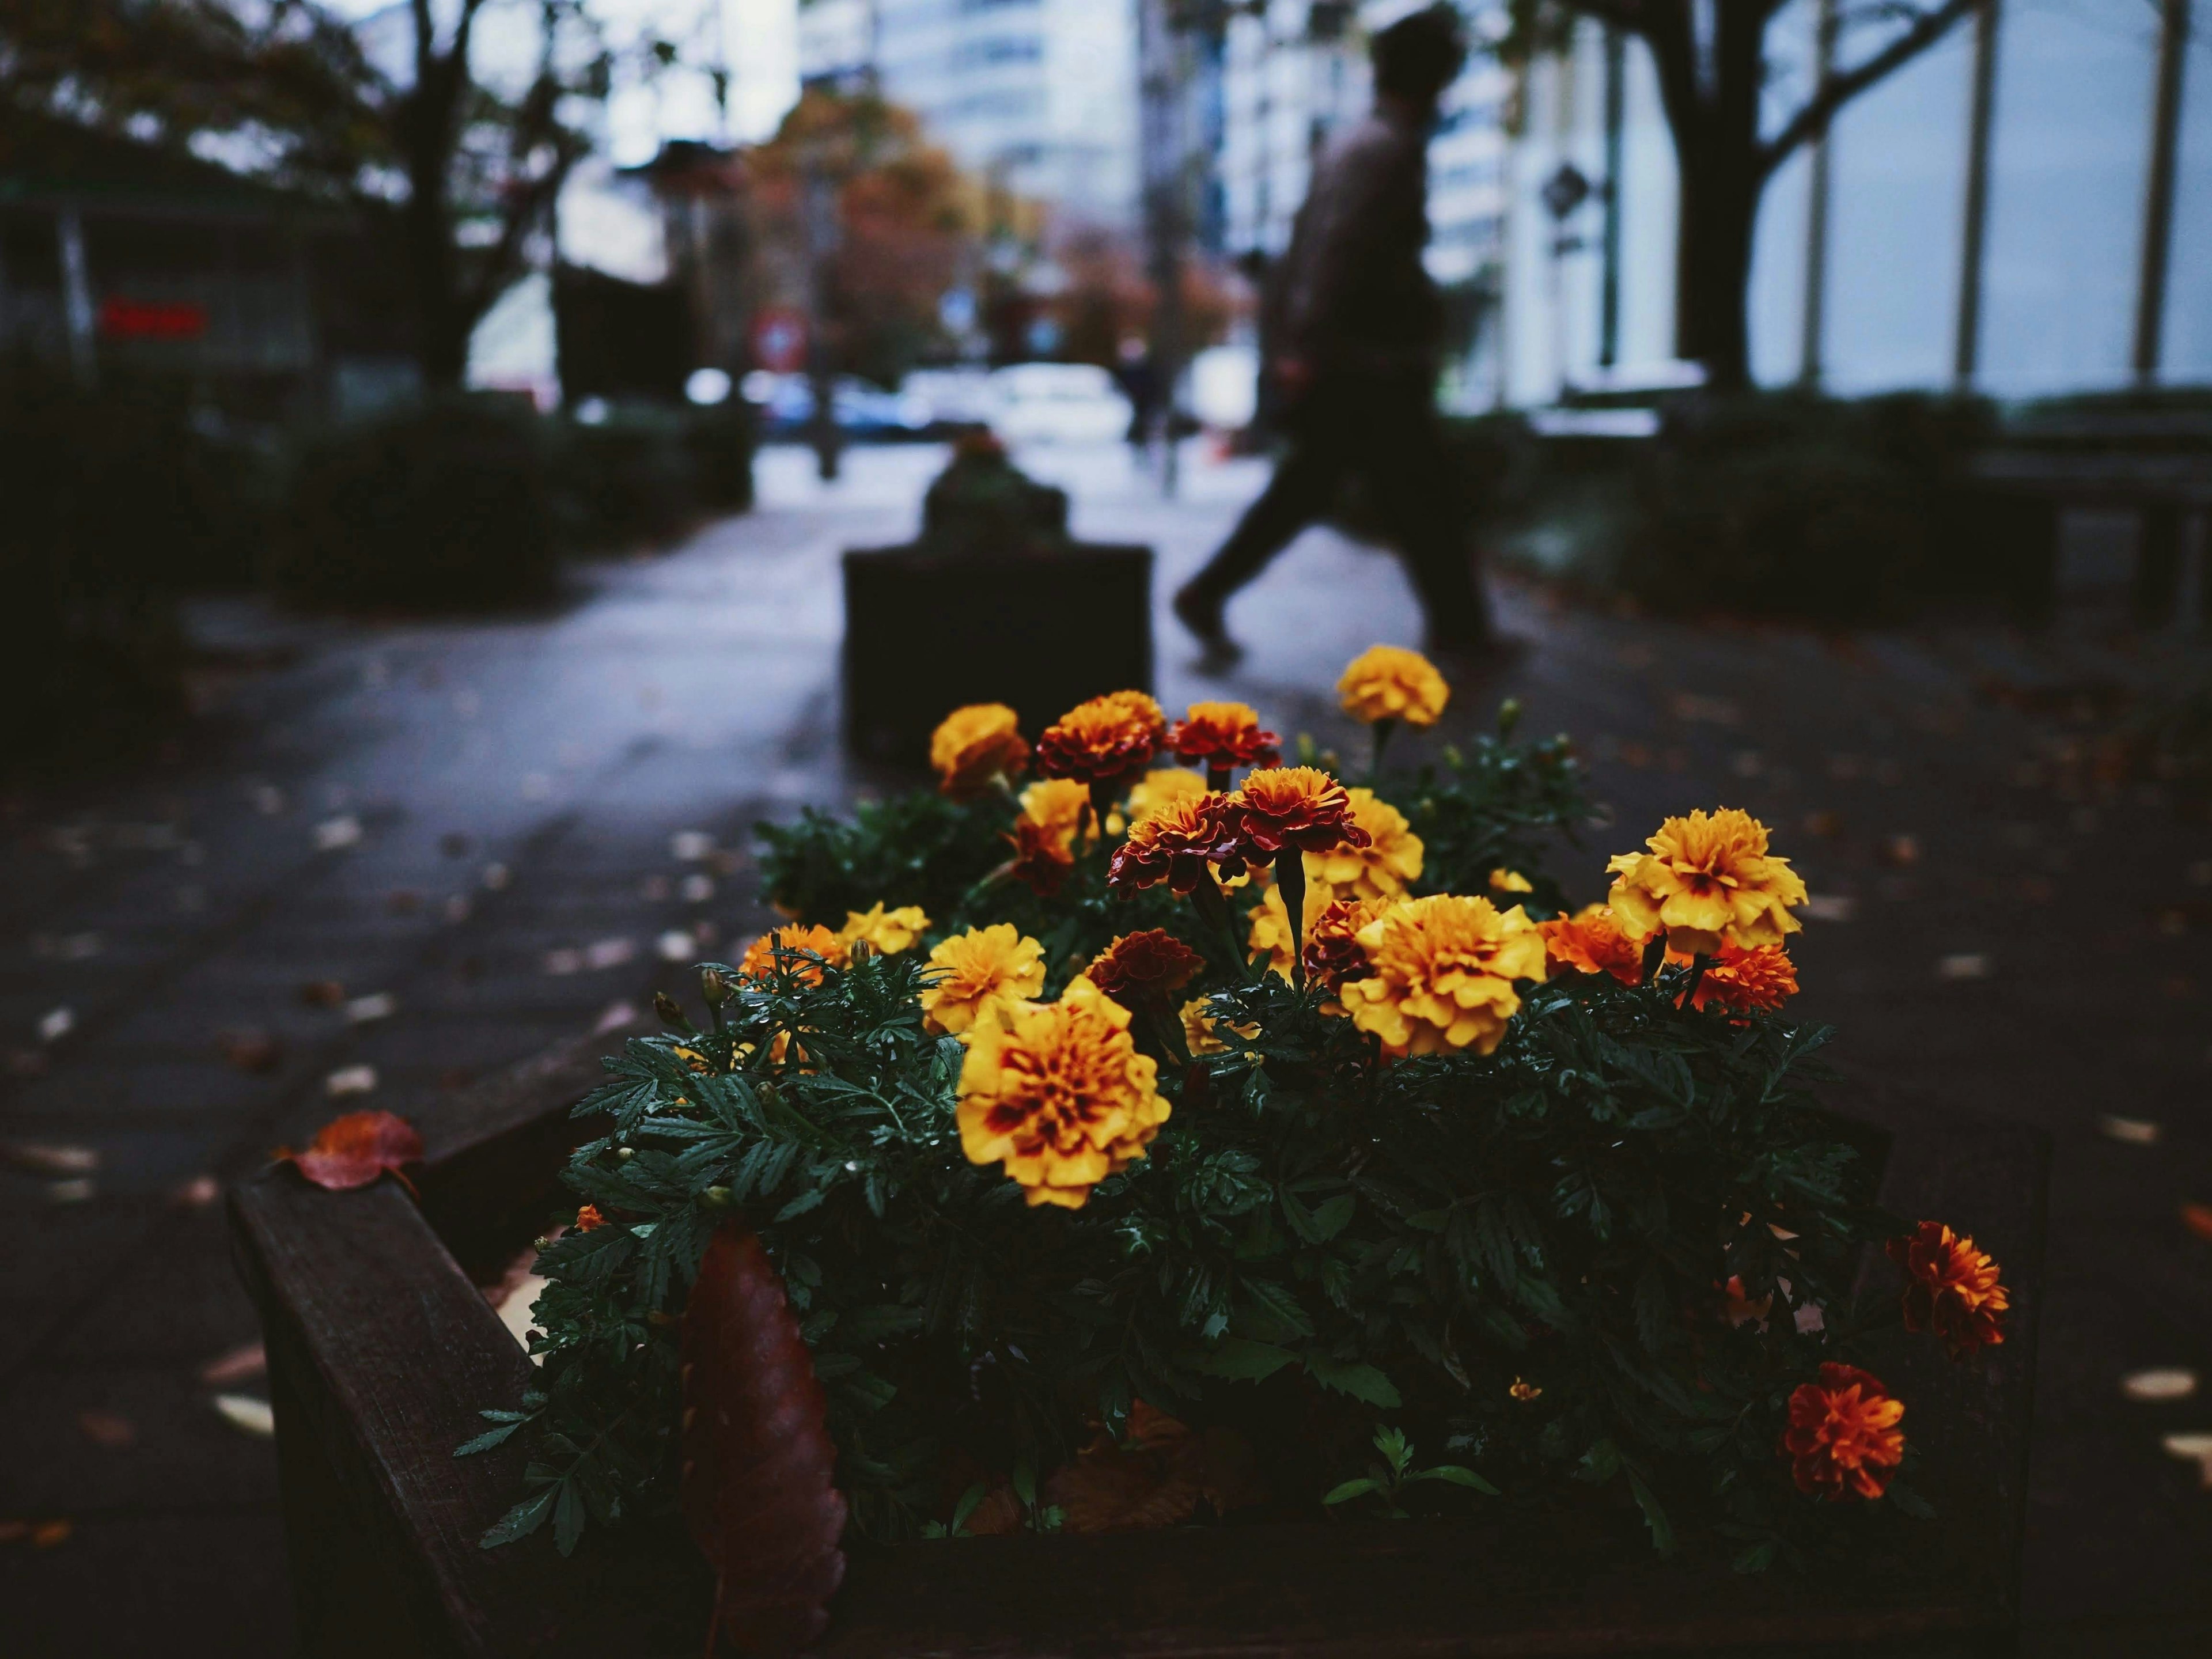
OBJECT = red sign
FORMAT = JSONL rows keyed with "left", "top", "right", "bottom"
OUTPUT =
{"left": 751, "top": 306, "right": 808, "bottom": 374}
{"left": 99, "top": 298, "right": 209, "bottom": 340}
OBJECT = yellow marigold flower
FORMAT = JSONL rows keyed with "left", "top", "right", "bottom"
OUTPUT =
{"left": 1180, "top": 997, "right": 1259, "bottom": 1057}
{"left": 929, "top": 703, "right": 1028, "bottom": 798}
{"left": 1339, "top": 893, "right": 1547, "bottom": 1057}
{"left": 1247, "top": 880, "right": 1335, "bottom": 980}
{"left": 839, "top": 902, "right": 931, "bottom": 956}
{"left": 920, "top": 923, "right": 1047, "bottom": 1037}
{"left": 1338, "top": 645, "right": 1450, "bottom": 728}
{"left": 1018, "top": 778, "right": 1099, "bottom": 859}
{"left": 1308, "top": 787, "right": 1424, "bottom": 902}
{"left": 738, "top": 923, "right": 850, "bottom": 984}
{"left": 958, "top": 976, "right": 1170, "bottom": 1208}
{"left": 1488, "top": 868, "right": 1533, "bottom": 893}
{"left": 1605, "top": 808, "right": 1808, "bottom": 956}
{"left": 1120, "top": 767, "right": 1209, "bottom": 830}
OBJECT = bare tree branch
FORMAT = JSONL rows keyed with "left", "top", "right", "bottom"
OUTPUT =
{"left": 1756, "top": 0, "right": 1982, "bottom": 177}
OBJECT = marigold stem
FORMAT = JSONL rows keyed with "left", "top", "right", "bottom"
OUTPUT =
{"left": 1278, "top": 854, "right": 1309, "bottom": 994}
{"left": 1188, "top": 872, "right": 1255, "bottom": 982}
{"left": 1207, "top": 763, "right": 1232, "bottom": 793}
{"left": 1369, "top": 718, "right": 1397, "bottom": 780}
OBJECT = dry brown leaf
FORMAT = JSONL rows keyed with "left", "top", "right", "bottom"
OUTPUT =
{"left": 2183, "top": 1203, "right": 2212, "bottom": 1243}
{"left": 298, "top": 980, "right": 345, "bottom": 1008}
{"left": 76, "top": 1410, "right": 135, "bottom": 1449}
{"left": 199, "top": 1343, "right": 267, "bottom": 1388}
{"left": 218, "top": 1029, "right": 282, "bottom": 1073}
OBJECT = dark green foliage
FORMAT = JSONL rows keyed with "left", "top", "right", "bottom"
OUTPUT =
{"left": 550, "top": 406, "right": 700, "bottom": 552}
{"left": 275, "top": 395, "right": 559, "bottom": 611}
{"left": 1381, "top": 707, "right": 1587, "bottom": 912}
{"left": 756, "top": 790, "right": 1020, "bottom": 932}
{"left": 1618, "top": 392, "right": 1995, "bottom": 623}
{"left": 917, "top": 442, "right": 1070, "bottom": 554}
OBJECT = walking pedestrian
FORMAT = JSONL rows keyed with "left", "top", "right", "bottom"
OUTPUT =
{"left": 1173, "top": 4, "right": 1492, "bottom": 660}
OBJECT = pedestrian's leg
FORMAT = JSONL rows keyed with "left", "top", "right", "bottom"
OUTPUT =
{"left": 1173, "top": 435, "right": 1344, "bottom": 651}
{"left": 1361, "top": 404, "right": 1491, "bottom": 648}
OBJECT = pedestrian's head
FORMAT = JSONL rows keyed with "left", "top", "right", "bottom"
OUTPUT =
{"left": 1371, "top": 4, "right": 1467, "bottom": 112}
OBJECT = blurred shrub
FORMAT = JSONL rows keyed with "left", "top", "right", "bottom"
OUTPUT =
{"left": 0, "top": 363, "right": 225, "bottom": 762}
{"left": 550, "top": 405, "right": 697, "bottom": 552}
{"left": 275, "top": 396, "right": 559, "bottom": 611}
{"left": 683, "top": 400, "right": 757, "bottom": 513}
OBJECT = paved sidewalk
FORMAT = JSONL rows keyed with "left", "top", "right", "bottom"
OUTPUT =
{"left": 3, "top": 440, "right": 2208, "bottom": 1655}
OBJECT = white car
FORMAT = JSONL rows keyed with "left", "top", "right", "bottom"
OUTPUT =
{"left": 986, "top": 362, "right": 1133, "bottom": 445}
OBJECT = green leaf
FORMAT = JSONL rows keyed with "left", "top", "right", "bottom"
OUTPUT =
{"left": 1887, "top": 1483, "right": 1936, "bottom": 1521}
{"left": 1304, "top": 1354, "right": 1402, "bottom": 1407}
{"left": 1234, "top": 1278, "right": 1316, "bottom": 1341}
{"left": 1624, "top": 1467, "right": 1675, "bottom": 1555}
{"left": 772, "top": 1186, "right": 827, "bottom": 1223}
{"left": 454, "top": 1419, "right": 525, "bottom": 1457}
{"left": 552, "top": 1479, "right": 586, "bottom": 1556}
{"left": 479, "top": 1486, "right": 556, "bottom": 1549}
{"left": 1321, "top": 1478, "right": 1381, "bottom": 1505}
{"left": 1410, "top": 1464, "right": 1498, "bottom": 1495}
{"left": 948, "top": 1480, "right": 988, "bottom": 1537}
{"left": 1731, "top": 1539, "right": 1778, "bottom": 1574}
{"left": 1309, "top": 1194, "right": 1357, "bottom": 1242}
{"left": 1195, "top": 1338, "right": 1298, "bottom": 1381}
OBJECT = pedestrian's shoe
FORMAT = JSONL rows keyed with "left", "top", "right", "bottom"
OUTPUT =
{"left": 1172, "top": 583, "right": 1243, "bottom": 664}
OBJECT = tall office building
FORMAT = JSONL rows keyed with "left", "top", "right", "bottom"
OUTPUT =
{"left": 797, "top": 0, "right": 1140, "bottom": 230}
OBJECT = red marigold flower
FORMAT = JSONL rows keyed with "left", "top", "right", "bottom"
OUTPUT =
{"left": 1086, "top": 930, "right": 1206, "bottom": 1005}
{"left": 1165, "top": 700, "right": 1280, "bottom": 782}
{"left": 1107, "top": 795, "right": 1232, "bottom": 895}
{"left": 1888, "top": 1221, "right": 2009, "bottom": 1359}
{"left": 1782, "top": 1362, "right": 1906, "bottom": 1501}
{"left": 1302, "top": 896, "right": 1381, "bottom": 994}
{"left": 1006, "top": 816, "right": 1077, "bottom": 897}
{"left": 1687, "top": 941, "right": 1800, "bottom": 1015}
{"left": 575, "top": 1204, "right": 607, "bottom": 1232}
{"left": 1035, "top": 692, "right": 1166, "bottom": 793}
{"left": 1215, "top": 767, "right": 1368, "bottom": 878}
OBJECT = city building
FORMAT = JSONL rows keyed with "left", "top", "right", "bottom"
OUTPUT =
{"left": 796, "top": 0, "right": 1140, "bottom": 230}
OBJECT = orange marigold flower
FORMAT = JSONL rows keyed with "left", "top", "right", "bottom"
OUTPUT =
{"left": 1338, "top": 645, "right": 1450, "bottom": 727}
{"left": 1001, "top": 778, "right": 1096, "bottom": 896}
{"left": 921, "top": 924, "right": 1047, "bottom": 1038}
{"left": 574, "top": 1204, "right": 607, "bottom": 1233}
{"left": 1087, "top": 930, "right": 1206, "bottom": 1005}
{"left": 1782, "top": 1363, "right": 1905, "bottom": 1501}
{"left": 1119, "top": 767, "right": 1209, "bottom": 831}
{"left": 1339, "top": 893, "right": 1548, "bottom": 1057}
{"left": 1307, "top": 787, "right": 1423, "bottom": 901}
{"left": 957, "top": 978, "right": 1170, "bottom": 1208}
{"left": 1217, "top": 767, "right": 1368, "bottom": 878}
{"left": 1686, "top": 941, "right": 1800, "bottom": 1015}
{"left": 738, "top": 923, "right": 850, "bottom": 984}
{"left": 929, "top": 703, "right": 1028, "bottom": 798}
{"left": 1539, "top": 904, "right": 1644, "bottom": 984}
{"left": 1888, "top": 1221, "right": 2009, "bottom": 1359}
{"left": 1108, "top": 794, "right": 1231, "bottom": 895}
{"left": 1166, "top": 700, "right": 1280, "bottom": 779}
{"left": 1605, "top": 807, "right": 1808, "bottom": 957}
{"left": 838, "top": 902, "right": 931, "bottom": 956}
{"left": 1035, "top": 691, "right": 1166, "bottom": 791}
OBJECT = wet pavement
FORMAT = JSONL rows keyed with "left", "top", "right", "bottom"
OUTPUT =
{"left": 3, "top": 438, "right": 2209, "bottom": 1655}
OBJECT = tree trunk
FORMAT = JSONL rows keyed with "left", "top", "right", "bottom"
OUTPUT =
{"left": 406, "top": 184, "right": 470, "bottom": 391}
{"left": 1673, "top": 161, "right": 1760, "bottom": 392}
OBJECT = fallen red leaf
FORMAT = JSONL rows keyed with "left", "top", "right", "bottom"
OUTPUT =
{"left": 681, "top": 1224, "right": 846, "bottom": 1656}
{"left": 2183, "top": 1203, "right": 2212, "bottom": 1243}
{"left": 278, "top": 1110, "right": 423, "bottom": 1192}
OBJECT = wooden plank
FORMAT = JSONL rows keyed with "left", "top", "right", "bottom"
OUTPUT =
{"left": 234, "top": 1030, "right": 2044, "bottom": 1657}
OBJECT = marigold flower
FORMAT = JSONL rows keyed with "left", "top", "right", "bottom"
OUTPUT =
{"left": 1303, "top": 895, "right": 1384, "bottom": 994}
{"left": 1488, "top": 868, "right": 1533, "bottom": 894}
{"left": 1018, "top": 779, "right": 1096, "bottom": 859}
{"left": 1121, "top": 767, "right": 1209, "bottom": 830}
{"left": 1338, "top": 645, "right": 1450, "bottom": 728}
{"left": 1307, "top": 787, "right": 1423, "bottom": 902}
{"left": 957, "top": 977, "right": 1171, "bottom": 1208}
{"left": 1217, "top": 767, "right": 1368, "bottom": 878}
{"left": 1166, "top": 701, "right": 1280, "bottom": 779}
{"left": 920, "top": 923, "right": 1047, "bottom": 1037}
{"left": 1508, "top": 1377, "right": 1542, "bottom": 1402}
{"left": 838, "top": 902, "right": 931, "bottom": 957}
{"left": 738, "top": 923, "right": 850, "bottom": 984}
{"left": 1087, "top": 930, "right": 1206, "bottom": 1005}
{"left": 1180, "top": 997, "right": 1259, "bottom": 1057}
{"left": 929, "top": 703, "right": 1028, "bottom": 798}
{"left": 1107, "top": 794, "right": 1231, "bottom": 895}
{"left": 574, "top": 1204, "right": 607, "bottom": 1233}
{"left": 1605, "top": 808, "right": 1808, "bottom": 957}
{"left": 1782, "top": 1363, "right": 1905, "bottom": 1501}
{"left": 1888, "top": 1221, "right": 2009, "bottom": 1359}
{"left": 1340, "top": 894, "right": 1547, "bottom": 1057}
{"left": 1247, "top": 880, "right": 1335, "bottom": 980}
{"left": 1035, "top": 691, "right": 1166, "bottom": 791}
{"left": 1686, "top": 941, "right": 1800, "bottom": 1015}
{"left": 1539, "top": 904, "right": 1644, "bottom": 984}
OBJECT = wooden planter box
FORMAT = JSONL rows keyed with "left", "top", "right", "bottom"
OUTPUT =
{"left": 230, "top": 1036, "right": 2045, "bottom": 1659}
{"left": 842, "top": 541, "right": 1153, "bottom": 768}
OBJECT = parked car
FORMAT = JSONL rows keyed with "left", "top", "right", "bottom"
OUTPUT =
{"left": 987, "top": 362, "right": 1133, "bottom": 445}
{"left": 747, "top": 373, "right": 934, "bottom": 441}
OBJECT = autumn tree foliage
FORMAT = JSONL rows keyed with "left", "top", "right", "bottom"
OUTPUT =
{"left": 745, "top": 88, "right": 979, "bottom": 389}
